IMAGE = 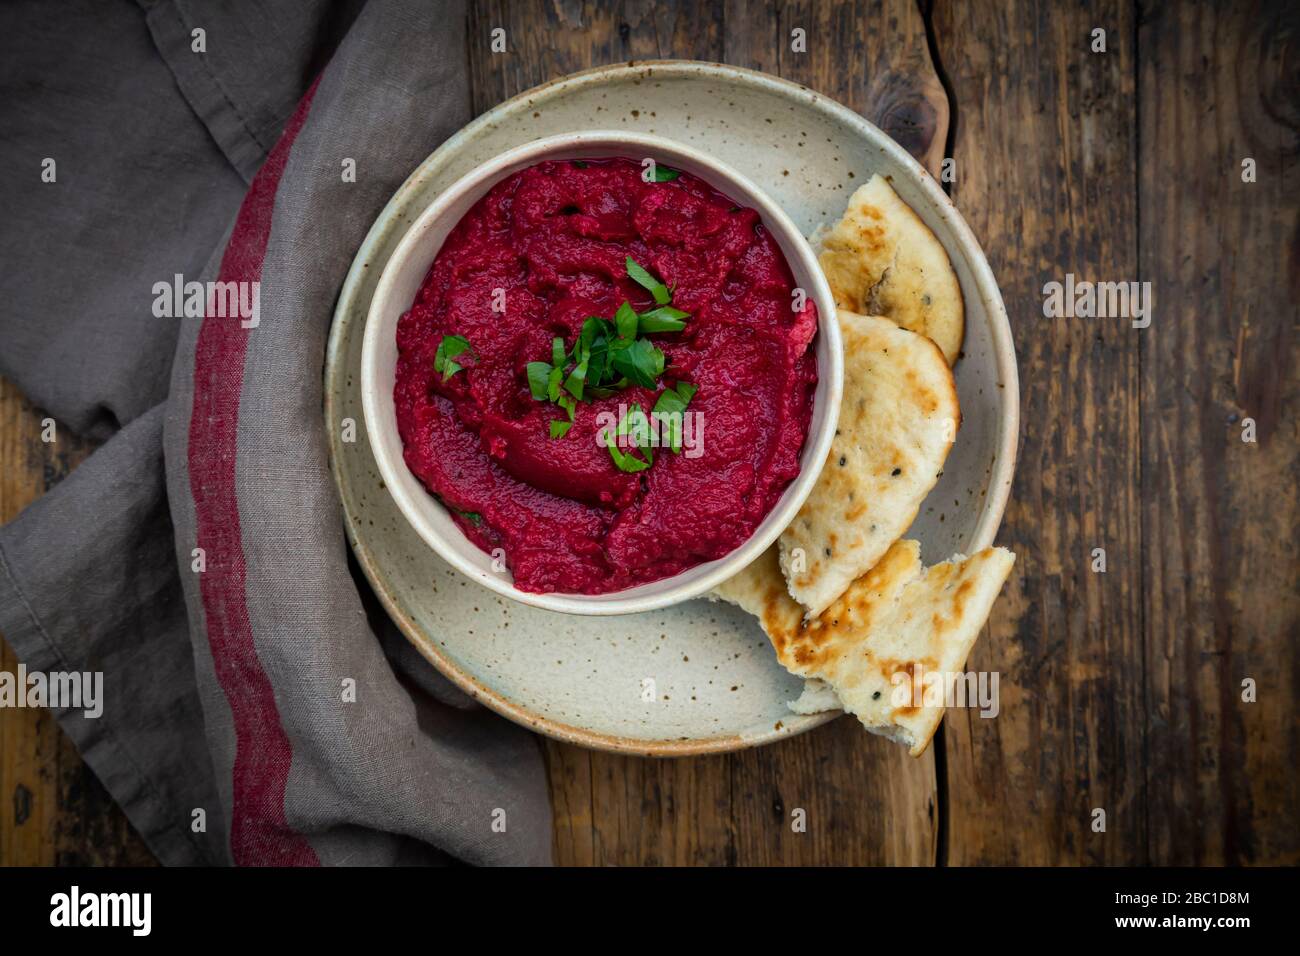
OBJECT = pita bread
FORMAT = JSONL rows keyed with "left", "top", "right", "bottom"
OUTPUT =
{"left": 787, "top": 678, "right": 841, "bottom": 715}
{"left": 814, "top": 174, "right": 964, "bottom": 365}
{"left": 712, "top": 541, "right": 1015, "bottom": 756}
{"left": 779, "top": 310, "right": 959, "bottom": 618}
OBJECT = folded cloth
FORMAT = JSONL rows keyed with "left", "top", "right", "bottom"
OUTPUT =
{"left": 0, "top": 0, "right": 553, "bottom": 866}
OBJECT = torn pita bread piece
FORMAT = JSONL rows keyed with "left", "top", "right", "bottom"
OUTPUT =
{"left": 712, "top": 541, "right": 1015, "bottom": 756}
{"left": 779, "top": 310, "right": 959, "bottom": 619}
{"left": 814, "top": 173, "right": 964, "bottom": 365}
{"left": 787, "top": 678, "right": 841, "bottom": 715}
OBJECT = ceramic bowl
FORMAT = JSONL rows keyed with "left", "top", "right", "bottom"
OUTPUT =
{"left": 360, "top": 130, "right": 843, "bottom": 616}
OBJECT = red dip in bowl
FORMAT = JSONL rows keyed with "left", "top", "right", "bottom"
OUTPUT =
{"left": 394, "top": 157, "right": 817, "bottom": 595}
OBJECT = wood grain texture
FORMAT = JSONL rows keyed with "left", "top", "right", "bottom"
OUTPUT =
{"left": 466, "top": 0, "right": 948, "bottom": 866}
{"left": 466, "top": 0, "right": 726, "bottom": 116}
{"left": 0, "top": 379, "right": 155, "bottom": 865}
{"left": 930, "top": 0, "right": 1148, "bottom": 863}
{"left": 3, "top": 0, "right": 1295, "bottom": 868}
{"left": 932, "top": 0, "right": 1299, "bottom": 865}
{"left": 723, "top": 0, "right": 948, "bottom": 177}
{"left": 1136, "top": 0, "right": 1299, "bottom": 865}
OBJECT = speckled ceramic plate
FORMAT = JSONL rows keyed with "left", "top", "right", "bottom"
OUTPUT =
{"left": 324, "top": 61, "right": 1018, "bottom": 756}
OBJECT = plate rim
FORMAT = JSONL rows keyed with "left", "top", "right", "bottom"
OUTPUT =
{"left": 324, "top": 59, "right": 1019, "bottom": 756}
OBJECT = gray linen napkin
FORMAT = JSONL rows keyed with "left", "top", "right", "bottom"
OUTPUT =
{"left": 0, "top": 0, "right": 552, "bottom": 866}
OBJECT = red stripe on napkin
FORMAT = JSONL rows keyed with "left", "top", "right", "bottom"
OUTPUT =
{"left": 188, "top": 81, "right": 322, "bottom": 866}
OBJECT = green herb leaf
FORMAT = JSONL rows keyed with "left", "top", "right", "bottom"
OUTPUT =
{"left": 586, "top": 346, "right": 610, "bottom": 387}
{"left": 651, "top": 164, "right": 681, "bottom": 182}
{"left": 615, "top": 404, "right": 652, "bottom": 464}
{"left": 626, "top": 257, "right": 671, "bottom": 305}
{"left": 450, "top": 506, "right": 483, "bottom": 526}
{"left": 605, "top": 403, "right": 654, "bottom": 472}
{"left": 611, "top": 337, "right": 664, "bottom": 388}
{"left": 549, "top": 420, "right": 573, "bottom": 439}
{"left": 526, "top": 361, "right": 552, "bottom": 401}
{"left": 608, "top": 443, "right": 651, "bottom": 472}
{"left": 660, "top": 418, "right": 680, "bottom": 454}
{"left": 637, "top": 305, "right": 690, "bottom": 333}
{"left": 524, "top": 267, "right": 691, "bottom": 446}
{"left": 575, "top": 317, "right": 616, "bottom": 386}
{"left": 434, "top": 334, "right": 474, "bottom": 381}
{"left": 653, "top": 381, "right": 696, "bottom": 416}
{"left": 575, "top": 321, "right": 598, "bottom": 361}
{"left": 564, "top": 356, "right": 589, "bottom": 400}
{"left": 653, "top": 381, "right": 697, "bottom": 454}
{"left": 625, "top": 404, "right": 655, "bottom": 464}
{"left": 614, "top": 301, "right": 638, "bottom": 341}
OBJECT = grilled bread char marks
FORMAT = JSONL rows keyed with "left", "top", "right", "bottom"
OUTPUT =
{"left": 814, "top": 174, "right": 964, "bottom": 366}
{"left": 778, "top": 311, "right": 959, "bottom": 619}
{"left": 712, "top": 541, "right": 1015, "bottom": 756}
{"left": 709, "top": 168, "right": 1013, "bottom": 756}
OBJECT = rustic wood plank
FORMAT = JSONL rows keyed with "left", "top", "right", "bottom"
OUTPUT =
{"left": 0, "top": 377, "right": 155, "bottom": 865}
{"left": 466, "top": 0, "right": 726, "bottom": 117}
{"left": 723, "top": 0, "right": 948, "bottom": 177}
{"left": 730, "top": 720, "right": 936, "bottom": 865}
{"left": 587, "top": 752, "right": 735, "bottom": 865}
{"left": 1136, "top": 0, "right": 1300, "bottom": 865}
{"left": 931, "top": 0, "right": 1147, "bottom": 863}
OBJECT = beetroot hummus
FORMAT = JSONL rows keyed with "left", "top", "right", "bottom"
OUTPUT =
{"left": 394, "top": 157, "right": 817, "bottom": 594}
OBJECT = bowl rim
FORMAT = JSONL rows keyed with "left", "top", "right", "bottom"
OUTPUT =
{"left": 360, "top": 128, "right": 844, "bottom": 616}
{"left": 328, "top": 59, "right": 1020, "bottom": 756}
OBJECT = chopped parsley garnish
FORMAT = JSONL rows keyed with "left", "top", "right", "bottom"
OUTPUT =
{"left": 525, "top": 361, "right": 551, "bottom": 400}
{"left": 601, "top": 384, "right": 697, "bottom": 472}
{"left": 610, "top": 337, "right": 664, "bottom": 388}
{"left": 625, "top": 256, "right": 671, "bottom": 305}
{"left": 607, "top": 443, "right": 651, "bottom": 472}
{"left": 527, "top": 258, "right": 696, "bottom": 457}
{"left": 651, "top": 164, "right": 681, "bottom": 182}
{"left": 636, "top": 305, "right": 689, "bottom": 333}
{"left": 652, "top": 381, "right": 698, "bottom": 454}
{"left": 449, "top": 504, "right": 483, "bottom": 525}
{"left": 606, "top": 403, "right": 654, "bottom": 472}
{"left": 563, "top": 356, "right": 588, "bottom": 399}
{"left": 614, "top": 300, "right": 639, "bottom": 340}
{"left": 434, "top": 334, "right": 474, "bottom": 381}
{"left": 432, "top": 493, "right": 482, "bottom": 525}
{"left": 653, "top": 380, "right": 698, "bottom": 415}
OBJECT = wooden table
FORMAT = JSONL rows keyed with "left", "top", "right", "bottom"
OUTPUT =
{"left": 2, "top": 0, "right": 1295, "bottom": 866}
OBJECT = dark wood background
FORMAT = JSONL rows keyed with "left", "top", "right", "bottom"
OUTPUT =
{"left": 1, "top": 0, "right": 1295, "bottom": 866}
